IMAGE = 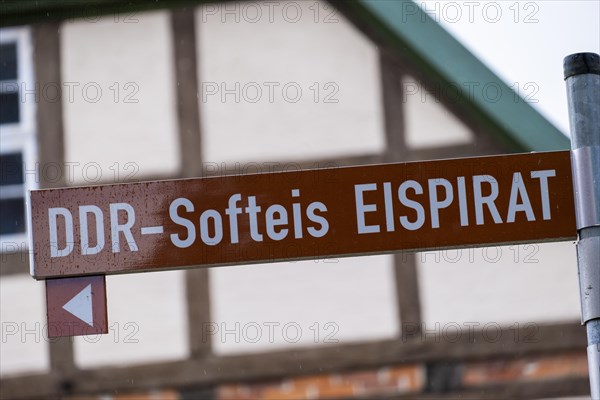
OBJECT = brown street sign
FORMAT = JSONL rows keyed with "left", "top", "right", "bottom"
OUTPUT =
{"left": 45, "top": 275, "right": 108, "bottom": 337}
{"left": 30, "top": 151, "right": 576, "bottom": 279}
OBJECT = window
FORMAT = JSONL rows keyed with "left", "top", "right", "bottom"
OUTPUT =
{"left": 0, "top": 27, "right": 37, "bottom": 252}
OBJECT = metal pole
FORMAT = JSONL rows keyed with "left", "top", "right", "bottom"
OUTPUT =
{"left": 564, "top": 52, "right": 600, "bottom": 399}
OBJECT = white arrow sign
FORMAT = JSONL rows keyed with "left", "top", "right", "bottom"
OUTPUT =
{"left": 62, "top": 284, "right": 94, "bottom": 327}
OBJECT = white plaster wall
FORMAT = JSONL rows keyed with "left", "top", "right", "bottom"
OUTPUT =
{"left": 209, "top": 255, "right": 399, "bottom": 355}
{"left": 0, "top": 275, "right": 49, "bottom": 377}
{"left": 196, "top": 0, "right": 385, "bottom": 163}
{"left": 403, "top": 76, "right": 474, "bottom": 149}
{"left": 418, "top": 242, "right": 580, "bottom": 326}
{"left": 74, "top": 271, "right": 189, "bottom": 368}
{"left": 60, "top": 11, "right": 180, "bottom": 184}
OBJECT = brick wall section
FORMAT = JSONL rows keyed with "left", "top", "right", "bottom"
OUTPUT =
{"left": 217, "top": 365, "right": 425, "bottom": 400}
{"left": 114, "top": 391, "right": 179, "bottom": 400}
{"left": 216, "top": 353, "right": 589, "bottom": 399}
{"left": 462, "top": 351, "right": 589, "bottom": 386}
{"left": 64, "top": 351, "right": 588, "bottom": 400}
{"left": 67, "top": 390, "right": 179, "bottom": 400}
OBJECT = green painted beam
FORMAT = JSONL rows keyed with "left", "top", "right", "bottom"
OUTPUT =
{"left": 352, "top": 0, "right": 570, "bottom": 151}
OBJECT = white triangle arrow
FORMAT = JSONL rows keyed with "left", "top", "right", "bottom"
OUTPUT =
{"left": 62, "top": 284, "right": 94, "bottom": 327}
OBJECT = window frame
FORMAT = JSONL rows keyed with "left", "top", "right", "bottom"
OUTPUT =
{"left": 0, "top": 27, "right": 38, "bottom": 253}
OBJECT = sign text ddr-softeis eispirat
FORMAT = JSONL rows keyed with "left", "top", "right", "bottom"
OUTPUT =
{"left": 29, "top": 151, "right": 577, "bottom": 279}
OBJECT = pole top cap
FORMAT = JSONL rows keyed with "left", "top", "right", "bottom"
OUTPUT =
{"left": 564, "top": 52, "right": 600, "bottom": 80}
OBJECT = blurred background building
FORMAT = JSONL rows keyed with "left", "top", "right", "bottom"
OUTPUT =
{"left": 0, "top": 0, "right": 591, "bottom": 399}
